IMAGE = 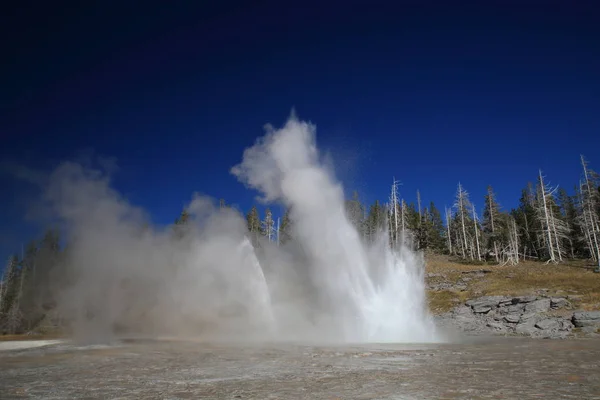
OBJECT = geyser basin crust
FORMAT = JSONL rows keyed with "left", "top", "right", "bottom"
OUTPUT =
{"left": 2, "top": 338, "right": 599, "bottom": 399}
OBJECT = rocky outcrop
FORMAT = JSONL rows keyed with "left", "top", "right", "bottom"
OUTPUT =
{"left": 572, "top": 311, "right": 600, "bottom": 334}
{"left": 435, "top": 294, "right": 593, "bottom": 339}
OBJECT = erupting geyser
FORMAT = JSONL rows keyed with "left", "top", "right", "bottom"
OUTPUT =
{"left": 41, "top": 114, "right": 440, "bottom": 344}
{"left": 231, "top": 116, "right": 438, "bottom": 343}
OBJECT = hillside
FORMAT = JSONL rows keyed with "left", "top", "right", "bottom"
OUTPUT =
{"left": 426, "top": 254, "right": 600, "bottom": 314}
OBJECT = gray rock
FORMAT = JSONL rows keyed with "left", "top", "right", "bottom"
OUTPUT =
{"left": 515, "top": 319, "right": 538, "bottom": 335}
{"left": 524, "top": 298, "right": 551, "bottom": 313}
{"left": 550, "top": 298, "right": 570, "bottom": 310}
{"left": 486, "top": 321, "right": 507, "bottom": 332}
{"left": 497, "top": 303, "right": 525, "bottom": 315}
{"left": 535, "top": 318, "right": 560, "bottom": 331}
{"left": 499, "top": 298, "right": 516, "bottom": 307}
{"left": 504, "top": 314, "right": 520, "bottom": 324}
{"left": 514, "top": 295, "right": 538, "bottom": 303}
{"left": 453, "top": 305, "right": 473, "bottom": 316}
{"left": 520, "top": 312, "right": 540, "bottom": 322}
{"left": 506, "top": 303, "right": 526, "bottom": 314}
{"left": 466, "top": 296, "right": 509, "bottom": 309}
{"left": 472, "top": 305, "right": 492, "bottom": 314}
{"left": 572, "top": 311, "right": 600, "bottom": 328}
{"left": 573, "top": 311, "right": 600, "bottom": 320}
{"left": 559, "top": 320, "right": 574, "bottom": 331}
{"left": 487, "top": 310, "right": 503, "bottom": 321}
{"left": 541, "top": 330, "right": 570, "bottom": 340}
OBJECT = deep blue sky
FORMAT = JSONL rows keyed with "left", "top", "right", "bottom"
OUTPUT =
{"left": 1, "top": 1, "right": 599, "bottom": 257}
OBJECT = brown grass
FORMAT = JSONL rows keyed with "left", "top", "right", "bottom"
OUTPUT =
{"left": 425, "top": 254, "right": 600, "bottom": 314}
{"left": 0, "top": 333, "right": 66, "bottom": 342}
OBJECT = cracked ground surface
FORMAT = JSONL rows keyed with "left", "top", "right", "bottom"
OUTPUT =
{"left": 1, "top": 337, "right": 600, "bottom": 399}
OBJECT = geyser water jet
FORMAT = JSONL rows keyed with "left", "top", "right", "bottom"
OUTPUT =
{"left": 39, "top": 115, "right": 440, "bottom": 344}
{"left": 232, "top": 116, "right": 438, "bottom": 343}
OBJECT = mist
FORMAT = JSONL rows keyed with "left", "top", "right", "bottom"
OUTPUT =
{"left": 36, "top": 115, "right": 440, "bottom": 344}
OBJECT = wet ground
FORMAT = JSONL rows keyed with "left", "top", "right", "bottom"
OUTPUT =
{"left": 1, "top": 337, "right": 600, "bottom": 399}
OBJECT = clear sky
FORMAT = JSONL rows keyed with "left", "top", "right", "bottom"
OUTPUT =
{"left": 1, "top": 1, "right": 599, "bottom": 258}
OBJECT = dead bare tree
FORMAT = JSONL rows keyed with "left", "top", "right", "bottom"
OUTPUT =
{"left": 535, "top": 170, "right": 569, "bottom": 263}
{"left": 453, "top": 183, "right": 474, "bottom": 260}
{"left": 389, "top": 178, "right": 401, "bottom": 249}
{"left": 445, "top": 206, "right": 452, "bottom": 255}
{"left": 578, "top": 155, "right": 600, "bottom": 270}
{"left": 472, "top": 204, "right": 482, "bottom": 261}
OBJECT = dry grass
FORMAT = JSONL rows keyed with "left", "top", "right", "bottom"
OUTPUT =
{"left": 0, "top": 333, "right": 65, "bottom": 342}
{"left": 425, "top": 254, "right": 600, "bottom": 314}
{"left": 428, "top": 290, "right": 463, "bottom": 314}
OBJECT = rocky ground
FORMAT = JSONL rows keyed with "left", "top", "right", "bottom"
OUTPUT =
{"left": 425, "top": 257, "right": 600, "bottom": 339}
{"left": 435, "top": 293, "right": 600, "bottom": 339}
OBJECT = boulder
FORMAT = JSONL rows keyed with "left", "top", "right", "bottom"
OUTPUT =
{"left": 486, "top": 321, "right": 507, "bottom": 332}
{"left": 572, "top": 311, "right": 600, "bottom": 328}
{"left": 472, "top": 305, "right": 492, "bottom": 314}
{"left": 504, "top": 314, "right": 520, "bottom": 324}
{"left": 559, "top": 319, "right": 574, "bottom": 332}
{"left": 466, "top": 296, "right": 509, "bottom": 309}
{"left": 550, "top": 298, "right": 570, "bottom": 310}
{"left": 515, "top": 319, "right": 538, "bottom": 335}
{"left": 497, "top": 303, "right": 525, "bottom": 315}
{"left": 499, "top": 298, "right": 516, "bottom": 307}
{"left": 524, "top": 298, "right": 551, "bottom": 313}
{"left": 535, "top": 318, "right": 560, "bottom": 331}
{"left": 520, "top": 312, "right": 540, "bottom": 322}
{"left": 514, "top": 295, "right": 538, "bottom": 303}
{"left": 505, "top": 304, "right": 526, "bottom": 314}
{"left": 453, "top": 305, "right": 473, "bottom": 316}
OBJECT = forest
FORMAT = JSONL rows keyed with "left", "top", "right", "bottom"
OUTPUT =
{"left": 1, "top": 155, "right": 599, "bottom": 335}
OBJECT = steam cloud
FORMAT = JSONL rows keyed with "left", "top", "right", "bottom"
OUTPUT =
{"left": 39, "top": 115, "right": 440, "bottom": 344}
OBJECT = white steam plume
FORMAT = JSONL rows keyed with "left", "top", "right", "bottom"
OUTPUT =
{"left": 35, "top": 115, "right": 439, "bottom": 344}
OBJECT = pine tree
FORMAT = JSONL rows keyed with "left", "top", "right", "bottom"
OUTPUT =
{"left": 445, "top": 206, "right": 453, "bottom": 255}
{"left": 246, "top": 206, "right": 263, "bottom": 247}
{"left": 482, "top": 186, "right": 502, "bottom": 262}
{"left": 35, "top": 229, "right": 62, "bottom": 314}
{"left": 452, "top": 183, "right": 474, "bottom": 260}
{"left": 262, "top": 208, "right": 275, "bottom": 242}
{"left": 404, "top": 202, "right": 421, "bottom": 249}
{"left": 19, "top": 240, "right": 40, "bottom": 331}
{"left": 400, "top": 199, "right": 413, "bottom": 248}
{"left": 427, "top": 202, "right": 446, "bottom": 251}
{"left": 366, "top": 200, "right": 386, "bottom": 243}
{"left": 279, "top": 208, "right": 293, "bottom": 245}
{"left": 557, "top": 187, "right": 581, "bottom": 259}
{"left": 0, "top": 256, "right": 20, "bottom": 333}
{"left": 345, "top": 191, "right": 366, "bottom": 240}
{"left": 173, "top": 209, "right": 190, "bottom": 240}
{"left": 512, "top": 185, "right": 541, "bottom": 260}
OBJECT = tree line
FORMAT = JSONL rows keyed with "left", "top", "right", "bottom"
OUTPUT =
{"left": 229, "top": 155, "right": 600, "bottom": 269}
